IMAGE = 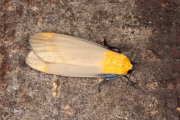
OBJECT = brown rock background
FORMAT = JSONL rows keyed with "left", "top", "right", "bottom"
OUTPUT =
{"left": 0, "top": 0, "right": 179, "bottom": 119}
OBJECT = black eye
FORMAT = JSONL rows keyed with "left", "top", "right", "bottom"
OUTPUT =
{"left": 128, "top": 61, "right": 135, "bottom": 74}
{"left": 127, "top": 69, "right": 133, "bottom": 74}
{"left": 131, "top": 61, "right": 136, "bottom": 66}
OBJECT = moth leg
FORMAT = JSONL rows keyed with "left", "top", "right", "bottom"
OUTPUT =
{"left": 104, "top": 39, "right": 122, "bottom": 53}
{"left": 98, "top": 77, "right": 119, "bottom": 92}
{"left": 124, "top": 75, "right": 145, "bottom": 94}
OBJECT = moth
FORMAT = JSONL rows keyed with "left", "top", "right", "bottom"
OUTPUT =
{"left": 26, "top": 33, "right": 144, "bottom": 92}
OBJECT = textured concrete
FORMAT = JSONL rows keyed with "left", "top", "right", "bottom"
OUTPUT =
{"left": 0, "top": 0, "right": 180, "bottom": 119}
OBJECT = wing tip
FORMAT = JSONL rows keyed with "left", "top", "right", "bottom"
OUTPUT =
{"left": 26, "top": 51, "right": 48, "bottom": 73}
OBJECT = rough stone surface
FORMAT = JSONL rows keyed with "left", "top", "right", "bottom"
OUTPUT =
{"left": 0, "top": 0, "right": 180, "bottom": 119}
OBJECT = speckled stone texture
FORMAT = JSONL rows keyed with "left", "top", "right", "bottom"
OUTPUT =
{"left": 0, "top": 0, "right": 180, "bottom": 119}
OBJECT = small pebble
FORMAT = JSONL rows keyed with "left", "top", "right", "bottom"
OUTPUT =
{"left": 167, "top": 82, "right": 175, "bottom": 90}
{"left": 62, "top": 104, "right": 70, "bottom": 110}
{"left": 7, "top": 4, "right": 16, "bottom": 11}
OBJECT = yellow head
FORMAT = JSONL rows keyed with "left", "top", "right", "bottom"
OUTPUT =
{"left": 101, "top": 50, "right": 132, "bottom": 75}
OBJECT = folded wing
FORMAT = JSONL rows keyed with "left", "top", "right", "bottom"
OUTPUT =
{"left": 26, "top": 33, "right": 109, "bottom": 77}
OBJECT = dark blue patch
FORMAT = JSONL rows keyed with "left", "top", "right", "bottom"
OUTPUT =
{"left": 105, "top": 76, "right": 119, "bottom": 80}
{"left": 97, "top": 74, "right": 119, "bottom": 78}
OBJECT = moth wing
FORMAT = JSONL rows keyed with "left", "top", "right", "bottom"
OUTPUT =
{"left": 26, "top": 51, "right": 104, "bottom": 77}
{"left": 26, "top": 51, "right": 47, "bottom": 73}
{"left": 30, "top": 33, "right": 107, "bottom": 66}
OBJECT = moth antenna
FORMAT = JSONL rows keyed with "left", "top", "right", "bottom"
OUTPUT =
{"left": 124, "top": 75, "right": 145, "bottom": 94}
